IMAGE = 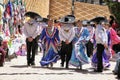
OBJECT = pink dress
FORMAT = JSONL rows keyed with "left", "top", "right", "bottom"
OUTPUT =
{"left": 110, "top": 27, "right": 120, "bottom": 55}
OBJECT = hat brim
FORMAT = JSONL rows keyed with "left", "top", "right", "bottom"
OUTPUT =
{"left": 60, "top": 21, "right": 75, "bottom": 24}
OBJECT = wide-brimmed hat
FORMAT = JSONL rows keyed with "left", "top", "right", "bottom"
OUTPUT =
{"left": 24, "top": 11, "right": 42, "bottom": 19}
{"left": 90, "top": 16, "right": 106, "bottom": 24}
{"left": 59, "top": 15, "right": 75, "bottom": 24}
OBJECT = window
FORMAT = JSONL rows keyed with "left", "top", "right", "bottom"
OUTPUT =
{"left": 75, "top": 0, "right": 106, "bottom": 5}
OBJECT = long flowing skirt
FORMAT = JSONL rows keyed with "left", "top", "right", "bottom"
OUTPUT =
{"left": 40, "top": 47, "right": 60, "bottom": 66}
{"left": 75, "top": 42, "right": 90, "bottom": 64}
{"left": 69, "top": 47, "right": 81, "bottom": 67}
{"left": 69, "top": 42, "right": 90, "bottom": 67}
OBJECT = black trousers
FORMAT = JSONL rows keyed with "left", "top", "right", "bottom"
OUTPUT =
{"left": 35, "top": 35, "right": 40, "bottom": 54}
{"left": 26, "top": 37, "right": 37, "bottom": 64}
{"left": 60, "top": 41, "right": 72, "bottom": 67}
{"left": 96, "top": 44, "right": 105, "bottom": 71}
{"left": 86, "top": 40, "right": 94, "bottom": 57}
{"left": 117, "top": 62, "right": 120, "bottom": 78}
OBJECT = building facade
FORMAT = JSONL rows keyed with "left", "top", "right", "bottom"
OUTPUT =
{"left": 3, "top": 0, "right": 111, "bottom": 20}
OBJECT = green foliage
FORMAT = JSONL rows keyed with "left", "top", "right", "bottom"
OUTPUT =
{"left": 106, "top": 1, "right": 120, "bottom": 25}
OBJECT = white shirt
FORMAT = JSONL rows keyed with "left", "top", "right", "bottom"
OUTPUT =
{"left": 95, "top": 24, "right": 108, "bottom": 45}
{"left": 59, "top": 25, "right": 75, "bottom": 43}
{"left": 23, "top": 21, "right": 39, "bottom": 39}
{"left": 87, "top": 26, "right": 95, "bottom": 42}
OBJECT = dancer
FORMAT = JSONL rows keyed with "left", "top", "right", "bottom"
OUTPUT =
{"left": 69, "top": 20, "right": 90, "bottom": 69}
{"left": 24, "top": 17, "right": 39, "bottom": 66}
{"left": 59, "top": 15, "right": 75, "bottom": 68}
{"left": 93, "top": 22, "right": 108, "bottom": 72}
{"left": 92, "top": 22, "right": 111, "bottom": 70}
{"left": 39, "top": 19, "right": 60, "bottom": 67}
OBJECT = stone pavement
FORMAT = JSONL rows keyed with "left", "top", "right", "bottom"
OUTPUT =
{"left": 0, "top": 53, "right": 119, "bottom": 80}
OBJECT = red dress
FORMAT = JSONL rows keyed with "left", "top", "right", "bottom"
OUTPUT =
{"left": 110, "top": 27, "right": 120, "bottom": 55}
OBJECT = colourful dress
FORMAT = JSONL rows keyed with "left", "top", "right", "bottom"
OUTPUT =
{"left": 40, "top": 27, "right": 60, "bottom": 66}
{"left": 110, "top": 27, "right": 120, "bottom": 45}
{"left": 69, "top": 27, "right": 90, "bottom": 67}
{"left": 110, "top": 27, "right": 120, "bottom": 55}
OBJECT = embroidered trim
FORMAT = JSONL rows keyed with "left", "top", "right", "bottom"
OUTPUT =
{"left": 46, "top": 28, "right": 56, "bottom": 38}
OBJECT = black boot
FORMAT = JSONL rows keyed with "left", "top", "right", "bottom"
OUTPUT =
{"left": 0, "top": 62, "right": 3, "bottom": 67}
{"left": 31, "top": 62, "right": 35, "bottom": 66}
{"left": 27, "top": 62, "right": 31, "bottom": 66}
{"left": 60, "top": 62, "right": 64, "bottom": 67}
{"left": 65, "top": 62, "right": 69, "bottom": 69}
{"left": 27, "top": 60, "right": 31, "bottom": 66}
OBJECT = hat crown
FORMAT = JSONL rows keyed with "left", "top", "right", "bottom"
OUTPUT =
{"left": 65, "top": 17, "right": 69, "bottom": 22}
{"left": 82, "top": 21, "right": 87, "bottom": 25}
{"left": 90, "top": 22, "right": 94, "bottom": 24}
{"left": 60, "top": 15, "right": 75, "bottom": 23}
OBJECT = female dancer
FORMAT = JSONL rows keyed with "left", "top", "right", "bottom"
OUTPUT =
{"left": 69, "top": 20, "right": 90, "bottom": 69}
{"left": 39, "top": 19, "right": 60, "bottom": 67}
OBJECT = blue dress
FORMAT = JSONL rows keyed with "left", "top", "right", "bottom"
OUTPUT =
{"left": 40, "top": 27, "right": 60, "bottom": 66}
{"left": 69, "top": 27, "right": 90, "bottom": 67}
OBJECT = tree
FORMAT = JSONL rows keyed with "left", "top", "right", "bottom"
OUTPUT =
{"left": 105, "top": 0, "right": 120, "bottom": 25}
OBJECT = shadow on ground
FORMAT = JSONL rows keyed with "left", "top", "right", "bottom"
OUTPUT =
{"left": 10, "top": 65, "right": 28, "bottom": 68}
{"left": 10, "top": 65, "right": 114, "bottom": 75}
